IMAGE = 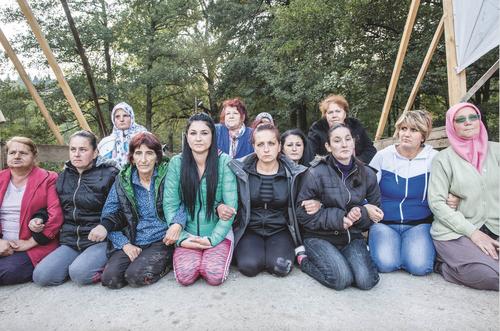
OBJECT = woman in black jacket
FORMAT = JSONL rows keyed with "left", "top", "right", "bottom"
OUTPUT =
{"left": 303, "top": 94, "right": 376, "bottom": 165}
{"left": 32, "top": 131, "right": 119, "bottom": 286}
{"left": 296, "top": 123, "right": 381, "bottom": 290}
{"left": 229, "top": 123, "right": 307, "bottom": 277}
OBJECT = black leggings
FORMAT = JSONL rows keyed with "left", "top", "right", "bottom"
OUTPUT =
{"left": 234, "top": 229, "right": 295, "bottom": 277}
{"left": 101, "top": 241, "right": 174, "bottom": 289}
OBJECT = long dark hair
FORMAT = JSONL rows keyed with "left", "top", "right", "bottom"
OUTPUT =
{"left": 327, "top": 123, "right": 365, "bottom": 187}
{"left": 180, "top": 113, "right": 218, "bottom": 220}
{"left": 280, "top": 129, "right": 307, "bottom": 164}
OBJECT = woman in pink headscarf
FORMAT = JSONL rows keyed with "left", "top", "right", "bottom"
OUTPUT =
{"left": 428, "top": 102, "right": 499, "bottom": 291}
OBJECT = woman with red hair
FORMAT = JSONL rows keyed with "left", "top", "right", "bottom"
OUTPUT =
{"left": 216, "top": 98, "right": 254, "bottom": 158}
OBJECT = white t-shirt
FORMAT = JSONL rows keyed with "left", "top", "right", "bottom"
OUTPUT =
{"left": 0, "top": 181, "right": 26, "bottom": 241}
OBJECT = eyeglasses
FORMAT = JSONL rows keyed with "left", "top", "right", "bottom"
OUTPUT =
{"left": 454, "top": 114, "right": 480, "bottom": 124}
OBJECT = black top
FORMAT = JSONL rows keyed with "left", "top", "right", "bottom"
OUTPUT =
{"left": 247, "top": 162, "right": 289, "bottom": 237}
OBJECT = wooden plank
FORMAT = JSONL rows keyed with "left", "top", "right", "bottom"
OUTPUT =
{"left": 16, "top": 0, "right": 91, "bottom": 132}
{"left": 460, "top": 60, "right": 499, "bottom": 102}
{"left": 0, "top": 27, "right": 65, "bottom": 144}
{"left": 0, "top": 142, "right": 5, "bottom": 169}
{"left": 404, "top": 16, "right": 444, "bottom": 112}
{"left": 375, "top": 0, "right": 421, "bottom": 141}
{"left": 443, "top": 0, "right": 466, "bottom": 106}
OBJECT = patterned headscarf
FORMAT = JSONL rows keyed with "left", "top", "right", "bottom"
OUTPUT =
{"left": 102, "top": 102, "right": 147, "bottom": 168}
{"left": 445, "top": 102, "right": 488, "bottom": 172}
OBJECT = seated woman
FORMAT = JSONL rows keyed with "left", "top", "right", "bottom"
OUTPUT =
{"left": 304, "top": 94, "right": 376, "bottom": 165}
{"left": 281, "top": 129, "right": 307, "bottom": 165}
{"left": 164, "top": 113, "right": 238, "bottom": 286}
{"left": 0, "top": 137, "right": 63, "bottom": 285}
{"left": 429, "top": 102, "right": 499, "bottom": 291}
{"left": 229, "top": 123, "right": 307, "bottom": 277}
{"left": 98, "top": 102, "right": 147, "bottom": 169}
{"left": 32, "top": 131, "right": 119, "bottom": 286}
{"left": 296, "top": 124, "right": 380, "bottom": 290}
{"left": 215, "top": 98, "right": 254, "bottom": 159}
{"left": 100, "top": 132, "right": 182, "bottom": 289}
{"left": 368, "top": 110, "right": 438, "bottom": 276}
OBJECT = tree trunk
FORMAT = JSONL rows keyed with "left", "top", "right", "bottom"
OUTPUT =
{"left": 60, "top": 0, "right": 107, "bottom": 136}
{"left": 100, "top": 0, "right": 114, "bottom": 115}
{"left": 298, "top": 102, "right": 308, "bottom": 132}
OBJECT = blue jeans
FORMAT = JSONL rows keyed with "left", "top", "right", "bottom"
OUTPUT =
{"left": 301, "top": 238, "right": 379, "bottom": 290}
{"left": 33, "top": 243, "right": 108, "bottom": 286}
{"left": 369, "top": 223, "right": 435, "bottom": 276}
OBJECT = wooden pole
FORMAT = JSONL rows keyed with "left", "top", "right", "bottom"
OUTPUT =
{"left": 403, "top": 16, "right": 444, "bottom": 112}
{"left": 0, "top": 27, "right": 65, "bottom": 144}
{"left": 375, "top": 0, "right": 421, "bottom": 141}
{"left": 442, "top": 0, "right": 466, "bottom": 106}
{"left": 460, "top": 60, "right": 499, "bottom": 103}
{"left": 16, "top": 0, "right": 91, "bottom": 132}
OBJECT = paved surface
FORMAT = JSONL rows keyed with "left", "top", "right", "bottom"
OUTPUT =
{"left": 1, "top": 268, "right": 498, "bottom": 330}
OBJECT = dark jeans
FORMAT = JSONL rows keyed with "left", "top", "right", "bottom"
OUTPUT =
{"left": 235, "top": 230, "right": 295, "bottom": 277}
{"left": 0, "top": 251, "right": 34, "bottom": 285}
{"left": 301, "top": 238, "right": 379, "bottom": 290}
{"left": 101, "top": 241, "right": 174, "bottom": 289}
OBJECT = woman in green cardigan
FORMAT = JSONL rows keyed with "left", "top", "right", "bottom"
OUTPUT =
{"left": 428, "top": 102, "right": 499, "bottom": 291}
{"left": 164, "top": 112, "right": 238, "bottom": 286}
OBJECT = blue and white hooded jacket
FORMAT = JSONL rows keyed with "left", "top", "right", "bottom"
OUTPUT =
{"left": 369, "top": 144, "right": 438, "bottom": 224}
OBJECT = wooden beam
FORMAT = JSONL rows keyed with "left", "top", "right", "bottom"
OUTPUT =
{"left": 16, "top": 0, "right": 91, "bottom": 132}
{"left": 0, "top": 27, "right": 65, "bottom": 145}
{"left": 460, "top": 59, "right": 499, "bottom": 102}
{"left": 442, "top": 0, "right": 466, "bottom": 106}
{"left": 404, "top": 16, "right": 444, "bottom": 112}
{"left": 375, "top": 0, "right": 421, "bottom": 141}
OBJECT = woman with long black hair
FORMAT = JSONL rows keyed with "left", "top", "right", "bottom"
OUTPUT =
{"left": 164, "top": 113, "right": 238, "bottom": 286}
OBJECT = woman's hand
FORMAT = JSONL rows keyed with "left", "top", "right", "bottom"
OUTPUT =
{"left": 9, "top": 237, "right": 37, "bottom": 252}
{"left": 123, "top": 243, "right": 142, "bottom": 262}
{"left": 446, "top": 193, "right": 460, "bottom": 210}
{"left": 346, "top": 207, "right": 362, "bottom": 223}
{"left": 28, "top": 218, "right": 45, "bottom": 233}
{"left": 0, "top": 239, "right": 14, "bottom": 256}
{"left": 88, "top": 225, "right": 108, "bottom": 242}
{"left": 180, "top": 236, "right": 212, "bottom": 250}
{"left": 343, "top": 216, "right": 354, "bottom": 230}
{"left": 470, "top": 230, "right": 499, "bottom": 260}
{"left": 364, "top": 204, "right": 384, "bottom": 223}
{"left": 301, "top": 200, "right": 322, "bottom": 215}
{"left": 217, "top": 203, "right": 236, "bottom": 221}
{"left": 163, "top": 223, "right": 182, "bottom": 246}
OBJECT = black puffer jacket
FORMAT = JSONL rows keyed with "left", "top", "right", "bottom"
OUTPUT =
{"left": 303, "top": 117, "right": 377, "bottom": 165}
{"left": 229, "top": 153, "right": 307, "bottom": 247}
{"left": 296, "top": 155, "right": 380, "bottom": 246}
{"left": 57, "top": 157, "right": 119, "bottom": 251}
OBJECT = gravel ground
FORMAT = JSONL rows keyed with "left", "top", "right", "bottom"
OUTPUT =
{"left": 0, "top": 268, "right": 498, "bottom": 330}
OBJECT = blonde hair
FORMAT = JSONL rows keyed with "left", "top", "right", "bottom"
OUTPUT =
{"left": 6, "top": 136, "right": 38, "bottom": 156}
{"left": 394, "top": 110, "right": 433, "bottom": 142}
{"left": 319, "top": 94, "right": 349, "bottom": 117}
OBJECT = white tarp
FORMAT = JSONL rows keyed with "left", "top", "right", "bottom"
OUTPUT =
{"left": 453, "top": 0, "right": 499, "bottom": 73}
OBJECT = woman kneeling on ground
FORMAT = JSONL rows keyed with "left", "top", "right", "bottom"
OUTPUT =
{"left": 229, "top": 123, "right": 307, "bottom": 277}
{"left": 164, "top": 113, "right": 238, "bottom": 286}
{"left": 32, "top": 131, "right": 119, "bottom": 286}
{"left": 296, "top": 124, "right": 381, "bottom": 290}
{"left": 100, "top": 132, "right": 183, "bottom": 289}
{"left": 368, "top": 110, "right": 438, "bottom": 276}
{"left": 429, "top": 102, "right": 499, "bottom": 291}
{"left": 0, "top": 137, "right": 63, "bottom": 285}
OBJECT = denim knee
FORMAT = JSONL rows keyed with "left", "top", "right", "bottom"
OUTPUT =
{"left": 369, "top": 224, "right": 401, "bottom": 273}
{"left": 323, "top": 269, "right": 353, "bottom": 291}
{"left": 33, "top": 266, "right": 66, "bottom": 286}
{"left": 355, "top": 271, "right": 380, "bottom": 290}
{"left": 68, "top": 264, "right": 97, "bottom": 285}
{"left": 403, "top": 259, "right": 434, "bottom": 276}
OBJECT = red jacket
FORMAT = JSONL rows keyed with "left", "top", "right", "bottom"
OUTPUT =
{"left": 0, "top": 167, "right": 63, "bottom": 266}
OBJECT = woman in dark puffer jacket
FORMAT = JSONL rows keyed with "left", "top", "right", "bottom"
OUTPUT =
{"left": 32, "top": 131, "right": 119, "bottom": 286}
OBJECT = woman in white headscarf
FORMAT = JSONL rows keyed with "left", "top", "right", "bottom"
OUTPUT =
{"left": 98, "top": 102, "right": 148, "bottom": 169}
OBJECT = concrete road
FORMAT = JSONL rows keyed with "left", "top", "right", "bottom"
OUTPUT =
{"left": 1, "top": 268, "right": 498, "bottom": 330}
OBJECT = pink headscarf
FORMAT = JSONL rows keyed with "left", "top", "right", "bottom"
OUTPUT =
{"left": 445, "top": 102, "right": 488, "bottom": 172}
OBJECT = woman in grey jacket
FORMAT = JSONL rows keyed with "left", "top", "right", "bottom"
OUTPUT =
{"left": 229, "top": 123, "right": 307, "bottom": 277}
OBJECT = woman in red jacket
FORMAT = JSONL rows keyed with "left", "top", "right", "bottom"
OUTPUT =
{"left": 0, "top": 137, "right": 63, "bottom": 285}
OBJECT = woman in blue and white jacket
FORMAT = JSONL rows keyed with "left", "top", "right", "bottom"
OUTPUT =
{"left": 368, "top": 110, "right": 438, "bottom": 276}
